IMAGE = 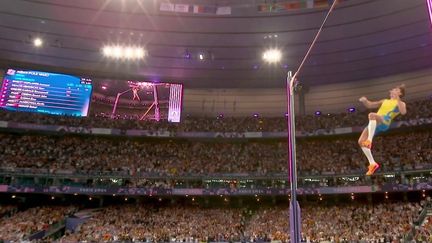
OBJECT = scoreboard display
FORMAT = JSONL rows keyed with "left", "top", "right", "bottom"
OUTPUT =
{"left": 0, "top": 69, "right": 92, "bottom": 116}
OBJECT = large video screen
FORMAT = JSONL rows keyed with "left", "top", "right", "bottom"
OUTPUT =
{"left": 115, "top": 81, "right": 183, "bottom": 123}
{"left": 0, "top": 69, "right": 92, "bottom": 116}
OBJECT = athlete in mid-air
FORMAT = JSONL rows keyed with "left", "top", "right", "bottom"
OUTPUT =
{"left": 132, "top": 86, "right": 141, "bottom": 101}
{"left": 358, "top": 84, "right": 407, "bottom": 175}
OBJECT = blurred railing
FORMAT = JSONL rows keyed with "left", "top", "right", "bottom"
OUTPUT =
{"left": 1, "top": 166, "right": 432, "bottom": 196}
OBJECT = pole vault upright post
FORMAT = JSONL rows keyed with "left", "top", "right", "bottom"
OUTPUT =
{"left": 111, "top": 89, "right": 131, "bottom": 118}
{"left": 284, "top": 2, "right": 337, "bottom": 240}
{"left": 287, "top": 71, "right": 301, "bottom": 243}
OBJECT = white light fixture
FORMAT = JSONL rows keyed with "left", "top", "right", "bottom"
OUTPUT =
{"left": 135, "top": 48, "right": 145, "bottom": 59}
{"left": 103, "top": 46, "right": 113, "bottom": 56}
{"left": 124, "top": 46, "right": 134, "bottom": 59}
{"left": 198, "top": 53, "right": 205, "bottom": 60}
{"left": 262, "top": 49, "right": 282, "bottom": 63}
{"left": 102, "top": 45, "right": 146, "bottom": 60}
{"left": 33, "top": 37, "right": 43, "bottom": 47}
{"left": 112, "top": 46, "right": 122, "bottom": 59}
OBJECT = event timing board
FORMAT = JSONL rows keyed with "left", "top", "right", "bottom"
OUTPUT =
{"left": 0, "top": 69, "right": 92, "bottom": 116}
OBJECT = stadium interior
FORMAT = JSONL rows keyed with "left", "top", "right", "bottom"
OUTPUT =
{"left": 0, "top": 0, "right": 432, "bottom": 242}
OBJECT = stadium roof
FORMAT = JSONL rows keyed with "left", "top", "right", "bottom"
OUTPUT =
{"left": 0, "top": 0, "right": 430, "bottom": 89}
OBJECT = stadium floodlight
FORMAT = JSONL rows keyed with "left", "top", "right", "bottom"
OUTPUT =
{"left": 103, "top": 46, "right": 113, "bottom": 56}
{"left": 33, "top": 37, "right": 43, "bottom": 47}
{"left": 102, "top": 45, "right": 146, "bottom": 60}
{"left": 124, "top": 46, "right": 135, "bottom": 59}
{"left": 262, "top": 49, "right": 282, "bottom": 63}
{"left": 198, "top": 53, "right": 205, "bottom": 60}
{"left": 135, "top": 47, "right": 145, "bottom": 59}
{"left": 112, "top": 46, "right": 122, "bottom": 59}
{"left": 184, "top": 50, "right": 191, "bottom": 59}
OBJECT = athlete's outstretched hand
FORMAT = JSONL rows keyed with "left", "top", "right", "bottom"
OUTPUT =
{"left": 359, "top": 96, "right": 367, "bottom": 102}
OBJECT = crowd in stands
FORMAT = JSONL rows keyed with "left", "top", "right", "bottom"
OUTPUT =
{"left": 0, "top": 206, "right": 76, "bottom": 242}
{"left": 246, "top": 202, "right": 420, "bottom": 242}
{"left": 414, "top": 216, "right": 432, "bottom": 242}
{"left": 61, "top": 206, "right": 243, "bottom": 242}
{"left": 0, "top": 129, "right": 431, "bottom": 177}
{"left": 0, "top": 205, "right": 17, "bottom": 218}
{"left": 0, "top": 98, "right": 430, "bottom": 133}
{"left": 56, "top": 202, "right": 421, "bottom": 242}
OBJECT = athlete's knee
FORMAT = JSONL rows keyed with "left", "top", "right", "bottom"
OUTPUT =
{"left": 358, "top": 138, "right": 364, "bottom": 146}
{"left": 368, "top": 113, "right": 377, "bottom": 120}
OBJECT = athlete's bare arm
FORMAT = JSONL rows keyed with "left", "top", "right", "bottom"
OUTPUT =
{"left": 359, "top": 97, "right": 384, "bottom": 109}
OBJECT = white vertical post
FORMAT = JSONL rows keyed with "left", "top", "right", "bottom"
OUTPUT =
{"left": 111, "top": 93, "right": 121, "bottom": 118}
{"left": 287, "top": 71, "right": 301, "bottom": 243}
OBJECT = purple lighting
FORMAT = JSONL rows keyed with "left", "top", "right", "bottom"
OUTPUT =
{"left": 314, "top": 111, "right": 321, "bottom": 116}
{"left": 427, "top": 0, "right": 432, "bottom": 25}
{"left": 253, "top": 113, "right": 259, "bottom": 118}
{"left": 101, "top": 85, "right": 107, "bottom": 90}
{"left": 348, "top": 107, "right": 356, "bottom": 113}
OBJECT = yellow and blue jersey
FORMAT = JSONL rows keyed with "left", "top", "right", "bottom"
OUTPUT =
{"left": 375, "top": 99, "right": 400, "bottom": 134}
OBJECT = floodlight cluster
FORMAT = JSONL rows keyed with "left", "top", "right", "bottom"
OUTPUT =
{"left": 102, "top": 45, "right": 146, "bottom": 60}
{"left": 262, "top": 49, "right": 282, "bottom": 63}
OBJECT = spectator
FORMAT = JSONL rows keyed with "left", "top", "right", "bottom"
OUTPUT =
{"left": 0, "top": 206, "right": 76, "bottom": 242}
{"left": 0, "top": 130, "right": 430, "bottom": 176}
{"left": 0, "top": 98, "right": 430, "bottom": 133}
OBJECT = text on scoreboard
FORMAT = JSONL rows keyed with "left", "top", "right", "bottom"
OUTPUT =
{"left": 0, "top": 69, "right": 92, "bottom": 116}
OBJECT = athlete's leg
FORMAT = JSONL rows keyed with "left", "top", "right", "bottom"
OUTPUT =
{"left": 358, "top": 127, "right": 368, "bottom": 146}
{"left": 358, "top": 128, "right": 377, "bottom": 166}
{"left": 359, "top": 123, "right": 381, "bottom": 175}
{"left": 366, "top": 113, "right": 384, "bottom": 142}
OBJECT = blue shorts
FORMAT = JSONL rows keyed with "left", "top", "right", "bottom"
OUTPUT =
{"left": 374, "top": 115, "right": 391, "bottom": 135}
{"left": 375, "top": 123, "right": 389, "bottom": 135}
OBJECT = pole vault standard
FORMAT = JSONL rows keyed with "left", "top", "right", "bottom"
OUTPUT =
{"left": 140, "top": 84, "right": 160, "bottom": 121}
{"left": 111, "top": 89, "right": 131, "bottom": 119}
{"left": 287, "top": 71, "right": 301, "bottom": 243}
{"left": 286, "top": 1, "right": 338, "bottom": 242}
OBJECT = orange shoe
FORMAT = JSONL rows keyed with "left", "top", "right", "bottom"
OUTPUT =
{"left": 366, "top": 163, "right": 380, "bottom": 176}
{"left": 361, "top": 140, "right": 372, "bottom": 149}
